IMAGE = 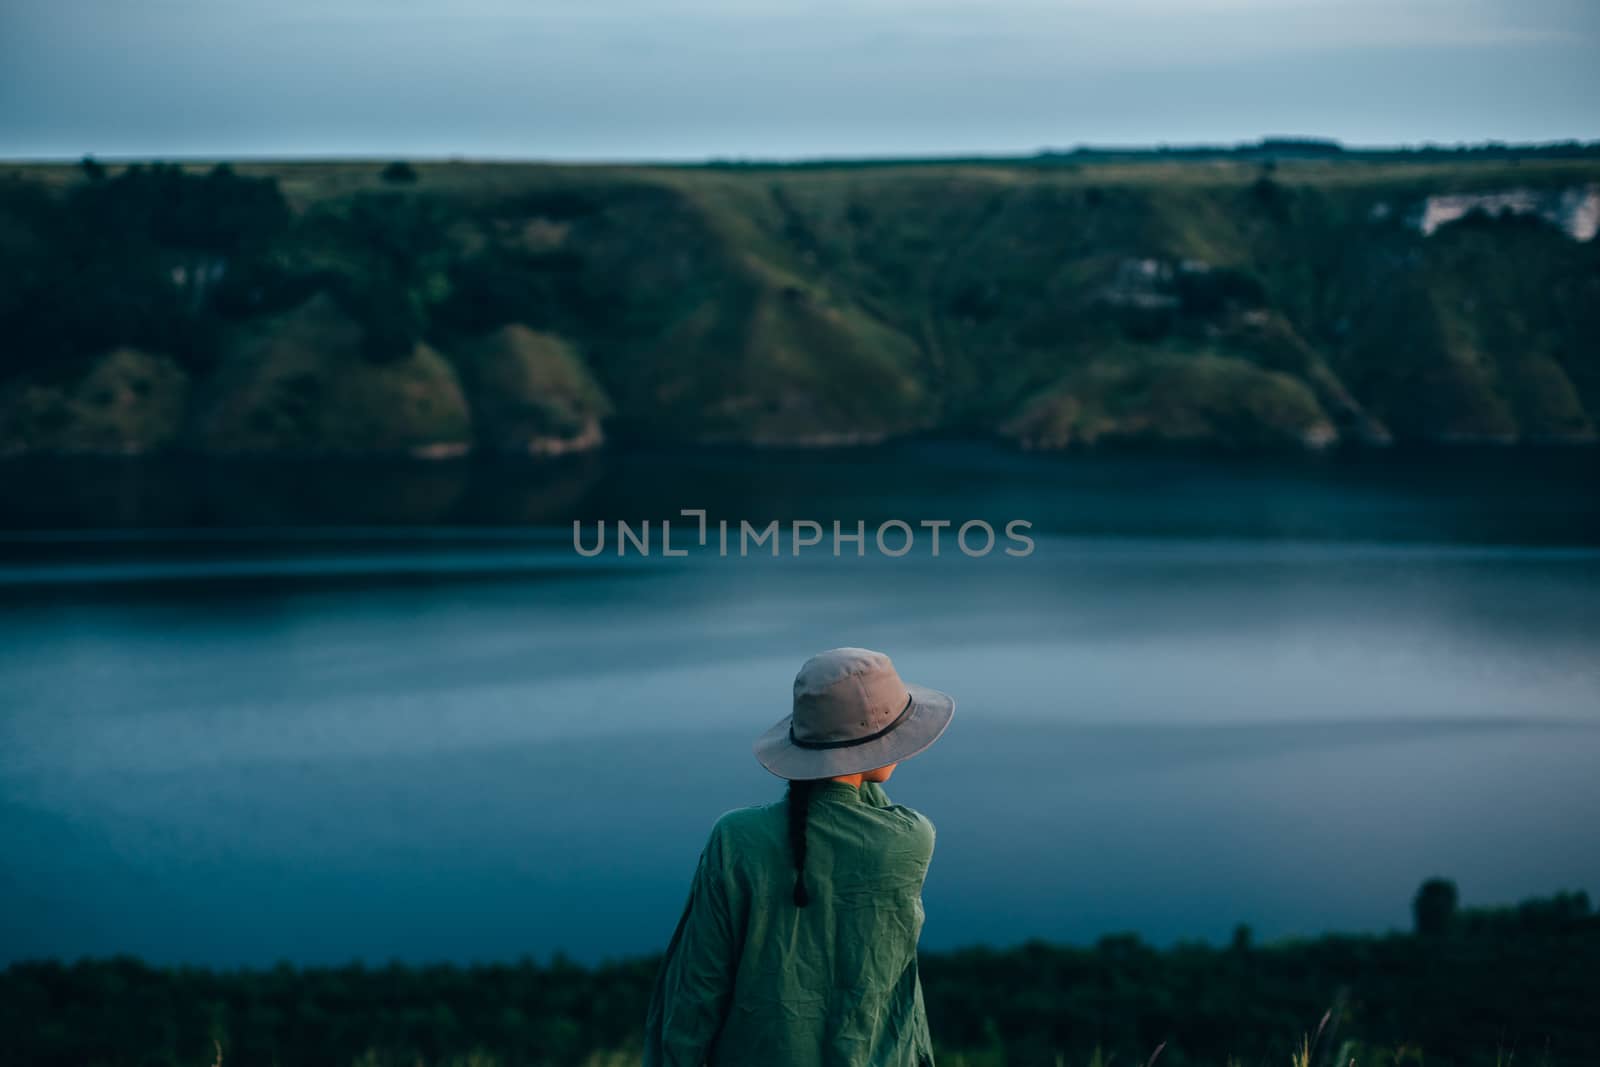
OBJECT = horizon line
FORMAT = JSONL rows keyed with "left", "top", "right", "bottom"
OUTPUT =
{"left": 5, "top": 136, "right": 1600, "bottom": 168}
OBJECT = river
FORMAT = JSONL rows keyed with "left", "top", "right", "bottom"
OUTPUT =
{"left": 2, "top": 443, "right": 1597, "bottom": 965}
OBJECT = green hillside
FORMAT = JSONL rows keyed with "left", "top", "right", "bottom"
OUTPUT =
{"left": 2, "top": 154, "right": 1597, "bottom": 455}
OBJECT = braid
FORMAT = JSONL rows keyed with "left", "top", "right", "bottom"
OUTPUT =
{"left": 787, "top": 779, "right": 814, "bottom": 907}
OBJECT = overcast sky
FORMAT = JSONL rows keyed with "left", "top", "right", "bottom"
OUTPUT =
{"left": 2, "top": 0, "right": 1596, "bottom": 161}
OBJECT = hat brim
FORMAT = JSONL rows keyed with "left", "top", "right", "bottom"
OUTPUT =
{"left": 752, "top": 682, "right": 955, "bottom": 781}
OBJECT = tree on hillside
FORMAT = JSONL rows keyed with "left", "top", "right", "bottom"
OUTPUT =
{"left": 381, "top": 161, "right": 419, "bottom": 184}
{"left": 307, "top": 192, "right": 453, "bottom": 361}
{"left": 1414, "top": 877, "right": 1459, "bottom": 936}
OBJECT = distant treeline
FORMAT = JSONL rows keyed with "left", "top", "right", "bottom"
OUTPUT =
{"left": 1050, "top": 137, "right": 1600, "bottom": 162}
{"left": 4, "top": 883, "right": 1597, "bottom": 1067}
{"left": 703, "top": 137, "right": 1600, "bottom": 170}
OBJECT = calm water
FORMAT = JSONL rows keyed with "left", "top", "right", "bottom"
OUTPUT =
{"left": 2, "top": 444, "right": 1598, "bottom": 966}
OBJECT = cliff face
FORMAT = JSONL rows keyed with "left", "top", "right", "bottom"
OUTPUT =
{"left": 1, "top": 158, "right": 1596, "bottom": 455}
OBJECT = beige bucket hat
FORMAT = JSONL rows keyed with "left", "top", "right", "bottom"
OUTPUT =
{"left": 753, "top": 647, "right": 956, "bottom": 780}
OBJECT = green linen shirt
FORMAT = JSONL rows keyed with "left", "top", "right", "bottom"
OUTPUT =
{"left": 644, "top": 780, "right": 938, "bottom": 1067}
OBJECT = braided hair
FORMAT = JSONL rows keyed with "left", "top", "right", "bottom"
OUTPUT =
{"left": 786, "top": 779, "right": 815, "bottom": 907}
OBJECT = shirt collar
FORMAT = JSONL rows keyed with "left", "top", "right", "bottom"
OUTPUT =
{"left": 810, "top": 781, "right": 863, "bottom": 804}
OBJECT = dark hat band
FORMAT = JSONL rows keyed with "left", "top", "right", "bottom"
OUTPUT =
{"left": 789, "top": 692, "right": 914, "bottom": 751}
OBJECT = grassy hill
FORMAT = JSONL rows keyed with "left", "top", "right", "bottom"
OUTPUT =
{"left": 2, "top": 153, "right": 1597, "bottom": 455}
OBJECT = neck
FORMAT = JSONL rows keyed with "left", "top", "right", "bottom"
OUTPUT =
{"left": 828, "top": 773, "right": 865, "bottom": 788}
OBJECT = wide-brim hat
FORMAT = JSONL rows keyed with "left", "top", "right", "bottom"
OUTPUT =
{"left": 753, "top": 647, "right": 955, "bottom": 780}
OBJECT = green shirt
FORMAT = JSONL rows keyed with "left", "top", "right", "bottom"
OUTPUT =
{"left": 644, "top": 781, "right": 938, "bottom": 1067}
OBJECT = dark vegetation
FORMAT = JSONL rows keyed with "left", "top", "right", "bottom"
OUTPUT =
{"left": 4, "top": 884, "right": 1596, "bottom": 1067}
{"left": 1, "top": 147, "right": 1597, "bottom": 455}
{"left": 1, "top": 162, "right": 288, "bottom": 380}
{"left": 381, "top": 161, "right": 419, "bottom": 185}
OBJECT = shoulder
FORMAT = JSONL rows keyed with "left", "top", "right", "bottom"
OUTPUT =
{"left": 862, "top": 783, "right": 937, "bottom": 844}
{"left": 707, "top": 800, "right": 787, "bottom": 854}
{"left": 854, "top": 788, "right": 937, "bottom": 867}
{"left": 888, "top": 802, "right": 937, "bottom": 857}
{"left": 699, "top": 802, "right": 788, "bottom": 894}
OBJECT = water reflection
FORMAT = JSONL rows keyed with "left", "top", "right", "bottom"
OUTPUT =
{"left": 3, "top": 442, "right": 1598, "bottom": 543}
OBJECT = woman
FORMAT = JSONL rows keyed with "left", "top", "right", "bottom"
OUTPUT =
{"left": 644, "top": 647, "right": 956, "bottom": 1067}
